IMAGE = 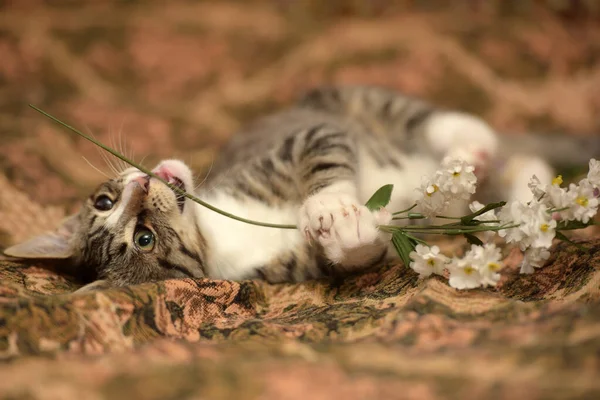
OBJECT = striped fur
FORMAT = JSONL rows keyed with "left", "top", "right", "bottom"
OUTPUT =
{"left": 6, "top": 85, "right": 578, "bottom": 289}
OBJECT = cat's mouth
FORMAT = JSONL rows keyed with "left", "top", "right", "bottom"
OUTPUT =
{"left": 149, "top": 160, "right": 194, "bottom": 214}
{"left": 152, "top": 172, "right": 187, "bottom": 213}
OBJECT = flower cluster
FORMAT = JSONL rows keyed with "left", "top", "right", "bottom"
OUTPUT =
{"left": 408, "top": 244, "right": 448, "bottom": 278}
{"left": 409, "top": 243, "right": 504, "bottom": 289}
{"left": 416, "top": 157, "right": 477, "bottom": 217}
{"left": 529, "top": 161, "right": 599, "bottom": 224}
{"left": 500, "top": 158, "right": 599, "bottom": 273}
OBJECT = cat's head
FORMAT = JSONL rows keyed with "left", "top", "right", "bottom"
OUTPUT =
{"left": 3, "top": 159, "right": 207, "bottom": 288}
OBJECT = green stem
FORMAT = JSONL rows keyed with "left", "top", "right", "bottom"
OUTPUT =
{"left": 435, "top": 215, "right": 462, "bottom": 220}
{"left": 30, "top": 105, "right": 298, "bottom": 230}
{"left": 393, "top": 215, "right": 425, "bottom": 220}
{"left": 392, "top": 204, "right": 417, "bottom": 215}
{"left": 379, "top": 223, "right": 519, "bottom": 235}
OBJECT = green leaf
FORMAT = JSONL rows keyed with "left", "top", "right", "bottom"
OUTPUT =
{"left": 463, "top": 233, "right": 483, "bottom": 246}
{"left": 365, "top": 184, "right": 394, "bottom": 211}
{"left": 461, "top": 201, "right": 506, "bottom": 225}
{"left": 403, "top": 233, "right": 428, "bottom": 245}
{"left": 391, "top": 230, "right": 417, "bottom": 267}
{"left": 557, "top": 220, "right": 590, "bottom": 231}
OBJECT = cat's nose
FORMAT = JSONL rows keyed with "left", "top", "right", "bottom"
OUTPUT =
{"left": 132, "top": 175, "right": 150, "bottom": 193}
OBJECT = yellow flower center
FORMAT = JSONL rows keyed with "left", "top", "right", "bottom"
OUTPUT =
{"left": 426, "top": 184, "right": 439, "bottom": 197}
{"left": 576, "top": 196, "right": 589, "bottom": 207}
{"left": 540, "top": 223, "right": 549, "bottom": 232}
{"left": 464, "top": 266, "right": 475, "bottom": 275}
{"left": 453, "top": 171, "right": 461, "bottom": 177}
{"left": 488, "top": 262, "right": 500, "bottom": 272}
{"left": 552, "top": 175, "right": 563, "bottom": 186}
{"left": 427, "top": 259, "right": 436, "bottom": 266}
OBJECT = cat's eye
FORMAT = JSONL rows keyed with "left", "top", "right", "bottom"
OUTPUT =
{"left": 134, "top": 228, "right": 156, "bottom": 251}
{"left": 94, "top": 195, "right": 114, "bottom": 211}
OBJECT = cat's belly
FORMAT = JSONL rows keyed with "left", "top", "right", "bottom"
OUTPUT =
{"left": 357, "top": 148, "right": 438, "bottom": 211}
{"left": 194, "top": 194, "right": 303, "bottom": 280}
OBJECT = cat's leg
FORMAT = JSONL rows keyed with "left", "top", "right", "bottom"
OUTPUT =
{"left": 300, "top": 85, "right": 556, "bottom": 206}
{"left": 423, "top": 112, "right": 499, "bottom": 182}
{"left": 425, "top": 113, "right": 556, "bottom": 204}
{"left": 301, "top": 86, "right": 499, "bottom": 184}
{"left": 291, "top": 124, "right": 393, "bottom": 275}
{"left": 500, "top": 154, "right": 555, "bottom": 203}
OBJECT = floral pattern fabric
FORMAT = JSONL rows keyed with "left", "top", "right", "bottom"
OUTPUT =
{"left": 1, "top": 238, "right": 600, "bottom": 398}
{"left": 1, "top": 1, "right": 600, "bottom": 398}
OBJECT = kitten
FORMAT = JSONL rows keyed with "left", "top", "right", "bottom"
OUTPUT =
{"left": 4, "top": 86, "right": 597, "bottom": 290}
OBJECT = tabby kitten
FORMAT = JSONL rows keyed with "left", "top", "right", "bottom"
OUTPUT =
{"left": 4, "top": 86, "right": 590, "bottom": 289}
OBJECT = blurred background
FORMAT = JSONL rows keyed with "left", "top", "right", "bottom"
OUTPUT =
{"left": 1, "top": 0, "right": 599, "bottom": 243}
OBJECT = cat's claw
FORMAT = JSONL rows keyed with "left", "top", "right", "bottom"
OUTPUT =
{"left": 299, "top": 193, "right": 392, "bottom": 266}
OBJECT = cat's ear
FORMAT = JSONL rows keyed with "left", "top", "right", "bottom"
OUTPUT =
{"left": 3, "top": 215, "right": 80, "bottom": 260}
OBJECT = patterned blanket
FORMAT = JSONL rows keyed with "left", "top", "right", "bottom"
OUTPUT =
{"left": 2, "top": 1, "right": 600, "bottom": 398}
{"left": 1, "top": 226, "right": 600, "bottom": 398}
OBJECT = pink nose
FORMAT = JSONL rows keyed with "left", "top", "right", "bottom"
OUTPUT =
{"left": 132, "top": 176, "right": 150, "bottom": 193}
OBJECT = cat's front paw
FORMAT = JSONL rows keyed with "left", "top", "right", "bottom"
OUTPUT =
{"left": 299, "top": 193, "right": 391, "bottom": 268}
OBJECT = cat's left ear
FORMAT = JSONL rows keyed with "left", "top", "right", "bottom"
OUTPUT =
{"left": 3, "top": 215, "right": 80, "bottom": 259}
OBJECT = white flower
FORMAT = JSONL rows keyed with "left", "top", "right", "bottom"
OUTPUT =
{"left": 528, "top": 175, "right": 547, "bottom": 200}
{"left": 588, "top": 158, "right": 600, "bottom": 188}
{"left": 437, "top": 157, "right": 477, "bottom": 200}
{"left": 498, "top": 200, "right": 556, "bottom": 250}
{"left": 497, "top": 201, "right": 528, "bottom": 243}
{"left": 416, "top": 179, "right": 449, "bottom": 217}
{"left": 448, "top": 251, "right": 483, "bottom": 289}
{"left": 416, "top": 157, "right": 478, "bottom": 217}
{"left": 545, "top": 178, "right": 575, "bottom": 219}
{"left": 409, "top": 244, "right": 449, "bottom": 278}
{"left": 472, "top": 244, "right": 504, "bottom": 287}
{"left": 564, "top": 180, "right": 599, "bottom": 224}
{"left": 447, "top": 244, "right": 505, "bottom": 289}
{"left": 524, "top": 201, "right": 557, "bottom": 249}
{"left": 520, "top": 247, "right": 551, "bottom": 274}
{"left": 526, "top": 167, "right": 598, "bottom": 224}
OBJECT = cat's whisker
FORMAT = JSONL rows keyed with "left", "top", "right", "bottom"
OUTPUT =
{"left": 108, "top": 126, "right": 129, "bottom": 175}
{"left": 81, "top": 156, "right": 111, "bottom": 179}
{"left": 99, "top": 138, "right": 121, "bottom": 177}
{"left": 138, "top": 154, "right": 149, "bottom": 168}
{"left": 110, "top": 128, "right": 124, "bottom": 174}
{"left": 116, "top": 122, "right": 128, "bottom": 173}
{"left": 195, "top": 159, "right": 215, "bottom": 191}
{"left": 106, "top": 126, "right": 121, "bottom": 176}
{"left": 204, "top": 165, "right": 233, "bottom": 195}
{"left": 116, "top": 120, "right": 136, "bottom": 174}
{"left": 86, "top": 125, "right": 121, "bottom": 178}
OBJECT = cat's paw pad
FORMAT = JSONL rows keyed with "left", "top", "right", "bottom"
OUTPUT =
{"left": 299, "top": 193, "right": 391, "bottom": 264}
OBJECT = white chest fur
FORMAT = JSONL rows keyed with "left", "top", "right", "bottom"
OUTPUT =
{"left": 194, "top": 193, "right": 303, "bottom": 280}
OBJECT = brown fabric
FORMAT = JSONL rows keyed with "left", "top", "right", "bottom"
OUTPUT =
{"left": 1, "top": 2, "right": 600, "bottom": 399}
{"left": 1, "top": 239, "right": 600, "bottom": 399}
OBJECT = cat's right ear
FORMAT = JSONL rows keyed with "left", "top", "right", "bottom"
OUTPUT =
{"left": 3, "top": 215, "right": 80, "bottom": 260}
